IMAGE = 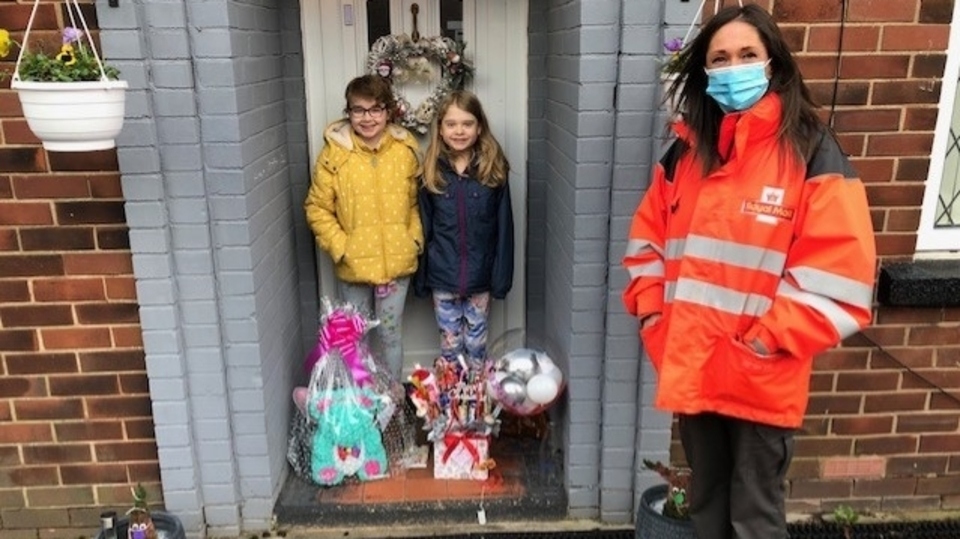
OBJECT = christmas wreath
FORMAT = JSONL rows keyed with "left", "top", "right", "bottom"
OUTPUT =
{"left": 366, "top": 34, "right": 474, "bottom": 135}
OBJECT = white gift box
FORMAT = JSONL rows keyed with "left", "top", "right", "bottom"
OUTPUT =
{"left": 433, "top": 432, "right": 490, "bottom": 481}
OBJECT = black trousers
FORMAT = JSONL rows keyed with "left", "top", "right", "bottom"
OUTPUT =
{"left": 679, "top": 412, "right": 795, "bottom": 539}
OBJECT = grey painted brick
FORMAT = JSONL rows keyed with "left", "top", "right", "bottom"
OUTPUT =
{"left": 213, "top": 220, "right": 254, "bottom": 247}
{"left": 143, "top": 2, "right": 187, "bottom": 28}
{"left": 157, "top": 117, "right": 201, "bottom": 145}
{"left": 639, "top": 430, "right": 673, "bottom": 452}
{"left": 119, "top": 120, "right": 159, "bottom": 147}
{"left": 199, "top": 461, "right": 235, "bottom": 484}
{"left": 623, "top": 1, "right": 664, "bottom": 25}
{"left": 616, "top": 83, "right": 659, "bottom": 112}
{"left": 223, "top": 343, "right": 262, "bottom": 367}
{"left": 150, "top": 30, "right": 192, "bottom": 59}
{"left": 156, "top": 467, "right": 198, "bottom": 491}
{"left": 603, "top": 426, "right": 637, "bottom": 448}
{"left": 151, "top": 61, "right": 196, "bottom": 89}
{"left": 153, "top": 424, "right": 191, "bottom": 447}
{"left": 177, "top": 275, "right": 215, "bottom": 301}
{"left": 197, "top": 439, "right": 233, "bottom": 463}
{"left": 580, "top": 27, "right": 620, "bottom": 54}
{"left": 100, "top": 30, "right": 144, "bottom": 59}
{"left": 183, "top": 351, "right": 225, "bottom": 377}
{"left": 174, "top": 251, "right": 214, "bottom": 275}
{"left": 199, "top": 89, "right": 242, "bottom": 115}
{"left": 127, "top": 229, "right": 169, "bottom": 254}
{"left": 236, "top": 456, "right": 271, "bottom": 477}
{"left": 168, "top": 199, "right": 209, "bottom": 225}
{"left": 603, "top": 447, "right": 637, "bottom": 469}
{"left": 601, "top": 469, "right": 634, "bottom": 490}
{"left": 232, "top": 412, "right": 266, "bottom": 435}
{"left": 201, "top": 484, "right": 239, "bottom": 505}
{"left": 234, "top": 434, "right": 268, "bottom": 456}
{"left": 181, "top": 301, "right": 219, "bottom": 325}
{"left": 204, "top": 506, "right": 240, "bottom": 527}
{"left": 132, "top": 254, "right": 173, "bottom": 279}
{"left": 581, "top": 0, "right": 620, "bottom": 24}
{"left": 158, "top": 447, "right": 196, "bottom": 467}
{"left": 153, "top": 89, "right": 198, "bottom": 117}
{"left": 118, "top": 148, "right": 162, "bottom": 174}
{"left": 165, "top": 173, "right": 207, "bottom": 198}
{"left": 160, "top": 145, "right": 204, "bottom": 172}
{"left": 184, "top": 325, "right": 222, "bottom": 348}
{"left": 239, "top": 476, "right": 273, "bottom": 498}
{"left": 151, "top": 400, "right": 190, "bottom": 426}
{"left": 202, "top": 117, "right": 243, "bottom": 143}
{"left": 96, "top": 1, "right": 141, "bottom": 30}
{"left": 196, "top": 59, "right": 238, "bottom": 87}
{"left": 123, "top": 91, "right": 153, "bottom": 121}
{"left": 192, "top": 30, "right": 235, "bottom": 58}
{"left": 187, "top": 2, "right": 231, "bottom": 27}
{"left": 163, "top": 490, "right": 203, "bottom": 512}
{"left": 135, "top": 280, "right": 175, "bottom": 305}
{"left": 171, "top": 225, "right": 212, "bottom": 249}
{"left": 128, "top": 176, "right": 174, "bottom": 206}
{"left": 579, "top": 82, "right": 617, "bottom": 110}
{"left": 139, "top": 305, "right": 177, "bottom": 331}
{"left": 568, "top": 487, "right": 601, "bottom": 510}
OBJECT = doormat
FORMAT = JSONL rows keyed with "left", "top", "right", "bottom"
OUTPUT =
{"left": 411, "top": 519, "right": 960, "bottom": 539}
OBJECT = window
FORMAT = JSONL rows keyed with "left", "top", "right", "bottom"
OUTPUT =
{"left": 918, "top": 0, "right": 960, "bottom": 252}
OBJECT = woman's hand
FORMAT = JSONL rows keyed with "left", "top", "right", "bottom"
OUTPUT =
{"left": 640, "top": 313, "right": 661, "bottom": 329}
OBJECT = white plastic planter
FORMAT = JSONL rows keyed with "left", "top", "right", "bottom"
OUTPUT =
{"left": 11, "top": 79, "right": 128, "bottom": 152}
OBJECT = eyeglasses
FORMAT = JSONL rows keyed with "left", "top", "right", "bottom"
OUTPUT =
{"left": 347, "top": 105, "right": 387, "bottom": 118}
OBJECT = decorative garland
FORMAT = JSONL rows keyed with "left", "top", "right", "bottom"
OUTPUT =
{"left": 366, "top": 34, "right": 474, "bottom": 135}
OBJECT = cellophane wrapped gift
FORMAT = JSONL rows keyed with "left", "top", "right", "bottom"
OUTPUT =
{"left": 287, "top": 297, "right": 417, "bottom": 486}
{"left": 433, "top": 430, "right": 491, "bottom": 480}
{"left": 408, "top": 355, "right": 498, "bottom": 480}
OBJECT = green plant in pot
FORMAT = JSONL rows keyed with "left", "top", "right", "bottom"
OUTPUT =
{"left": 1, "top": 0, "right": 128, "bottom": 153}
{"left": 643, "top": 459, "right": 691, "bottom": 520}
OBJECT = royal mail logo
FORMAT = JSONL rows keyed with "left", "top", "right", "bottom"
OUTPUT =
{"left": 742, "top": 187, "right": 794, "bottom": 224}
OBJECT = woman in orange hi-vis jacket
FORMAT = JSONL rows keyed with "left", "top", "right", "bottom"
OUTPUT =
{"left": 622, "top": 5, "right": 875, "bottom": 539}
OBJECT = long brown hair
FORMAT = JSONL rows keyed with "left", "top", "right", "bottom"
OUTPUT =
{"left": 666, "top": 4, "right": 823, "bottom": 173}
{"left": 422, "top": 91, "right": 509, "bottom": 193}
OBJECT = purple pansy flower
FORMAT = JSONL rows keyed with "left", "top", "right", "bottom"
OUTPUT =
{"left": 62, "top": 26, "right": 83, "bottom": 44}
{"left": 664, "top": 37, "right": 685, "bottom": 53}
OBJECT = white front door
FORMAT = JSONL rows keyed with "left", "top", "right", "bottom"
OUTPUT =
{"left": 299, "top": 0, "right": 528, "bottom": 373}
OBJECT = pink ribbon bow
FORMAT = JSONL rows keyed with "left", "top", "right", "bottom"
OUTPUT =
{"left": 304, "top": 310, "right": 371, "bottom": 386}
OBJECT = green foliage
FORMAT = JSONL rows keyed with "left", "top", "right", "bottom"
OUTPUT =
{"left": 131, "top": 482, "right": 149, "bottom": 509}
{"left": 833, "top": 504, "right": 860, "bottom": 527}
{"left": 16, "top": 45, "right": 120, "bottom": 82}
{"left": 0, "top": 27, "right": 121, "bottom": 82}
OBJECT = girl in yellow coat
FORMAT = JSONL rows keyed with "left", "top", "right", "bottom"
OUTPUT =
{"left": 304, "top": 74, "right": 422, "bottom": 378}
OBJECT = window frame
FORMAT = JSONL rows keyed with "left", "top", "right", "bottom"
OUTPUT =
{"left": 917, "top": 0, "right": 960, "bottom": 254}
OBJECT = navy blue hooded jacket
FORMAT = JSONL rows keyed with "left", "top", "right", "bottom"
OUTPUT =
{"left": 414, "top": 158, "right": 514, "bottom": 299}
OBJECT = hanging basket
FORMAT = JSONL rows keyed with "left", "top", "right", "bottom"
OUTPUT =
{"left": 12, "top": 79, "right": 128, "bottom": 152}
{"left": 11, "top": 0, "right": 127, "bottom": 152}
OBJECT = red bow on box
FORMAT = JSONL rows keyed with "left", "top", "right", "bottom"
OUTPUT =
{"left": 442, "top": 431, "right": 482, "bottom": 464}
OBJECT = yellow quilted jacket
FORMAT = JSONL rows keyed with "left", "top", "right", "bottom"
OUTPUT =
{"left": 304, "top": 119, "right": 423, "bottom": 284}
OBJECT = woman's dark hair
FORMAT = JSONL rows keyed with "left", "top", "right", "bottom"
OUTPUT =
{"left": 667, "top": 4, "right": 822, "bottom": 173}
{"left": 343, "top": 74, "right": 396, "bottom": 120}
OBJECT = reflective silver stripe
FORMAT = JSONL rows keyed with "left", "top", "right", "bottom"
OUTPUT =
{"left": 673, "top": 278, "right": 773, "bottom": 317}
{"left": 628, "top": 260, "right": 665, "bottom": 279}
{"left": 625, "top": 238, "right": 663, "bottom": 258}
{"left": 777, "top": 281, "right": 861, "bottom": 338}
{"left": 665, "top": 238, "right": 686, "bottom": 260}
{"left": 665, "top": 280, "right": 676, "bottom": 303}
{"left": 684, "top": 234, "right": 786, "bottom": 276}
{"left": 787, "top": 266, "right": 873, "bottom": 310}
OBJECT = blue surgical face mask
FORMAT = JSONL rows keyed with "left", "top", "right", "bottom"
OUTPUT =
{"left": 705, "top": 61, "right": 770, "bottom": 113}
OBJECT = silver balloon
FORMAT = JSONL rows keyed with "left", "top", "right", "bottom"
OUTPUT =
{"left": 504, "top": 348, "right": 538, "bottom": 381}
{"left": 498, "top": 374, "right": 528, "bottom": 406}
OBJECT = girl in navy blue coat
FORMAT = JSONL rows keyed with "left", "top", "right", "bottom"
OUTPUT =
{"left": 414, "top": 91, "right": 514, "bottom": 367}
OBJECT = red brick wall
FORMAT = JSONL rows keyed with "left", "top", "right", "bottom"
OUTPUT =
{"left": 1, "top": 1, "right": 161, "bottom": 537}
{"left": 673, "top": 0, "right": 960, "bottom": 515}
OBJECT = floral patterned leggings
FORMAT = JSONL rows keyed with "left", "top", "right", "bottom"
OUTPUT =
{"left": 431, "top": 290, "right": 491, "bottom": 367}
{"left": 338, "top": 277, "right": 410, "bottom": 379}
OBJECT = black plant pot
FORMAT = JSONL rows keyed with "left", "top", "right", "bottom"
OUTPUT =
{"left": 95, "top": 511, "right": 185, "bottom": 539}
{"left": 636, "top": 484, "right": 698, "bottom": 539}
